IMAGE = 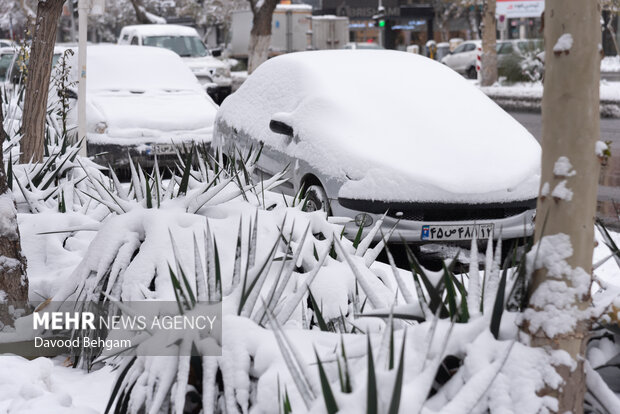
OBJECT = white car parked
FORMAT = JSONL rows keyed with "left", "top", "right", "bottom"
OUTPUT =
{"left": 214, "top": 50, "right": 541, "bottom": 244}
{"left": 441, "top": 40, "right": 480, "bottom": 79}
{"left": 118, "top": 24, "right": 232, "bottom": 104}
{"left": 66, "top": 45, "right": 218, "bottom": 170}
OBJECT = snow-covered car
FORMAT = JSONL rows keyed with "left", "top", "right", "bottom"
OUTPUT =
{"left": 66, "top": 45, "right": 218, "bottom": 170}
{"left": 0, "top": 39, "right": 14, "bottom": 48}
{"left": 214, "top": 50, "right": 541, "bottom": 243}
{"left": 343, "top": 42, "right": 384, "bottom": 50}
{"left": 441, "top": 40, "right": 480, "bottom": 79}
{"left": 0, "top": 45, "right": 72, "bottom": 93}
{"left": 118, "top": 24, "right": 232, "bottom": 104}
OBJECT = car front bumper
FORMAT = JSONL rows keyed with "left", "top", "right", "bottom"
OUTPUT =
{"left": 330, "top": 198, "right": 536, "bottom": 243}
{"left": 87, "top": 141, "right": 210, "bottom": 172}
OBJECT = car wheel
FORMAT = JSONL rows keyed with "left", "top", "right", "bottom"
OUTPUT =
{"left": 466, "top": 66, "right": 477, "bottom": 79}
{"left": 303, "top": 185, "right": 330, "bottom": 214}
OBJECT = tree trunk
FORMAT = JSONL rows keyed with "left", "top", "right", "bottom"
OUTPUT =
{"left": 247, "top": 0, "right": 279, "bottom": 74}
{"left": 19, "top": 0, "right": 65, "bottom": 164}
{"left": 523, "top": 1, "right": 601, "bottom": 412}
{"left": 0, "top": 93, "right": 28, "bottom": 331}
{"left": 129, "top": 0, "right": 163, "bottom": 24}
{"left": 480, "top": 0, "right": 497, "bottom": 86}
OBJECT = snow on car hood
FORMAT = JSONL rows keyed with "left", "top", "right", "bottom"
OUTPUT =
{"left": 217, "top": 50, "right": 541, "bottom": 203}
{"left": 86, "top": 91, "right": 216, "bottom": 142}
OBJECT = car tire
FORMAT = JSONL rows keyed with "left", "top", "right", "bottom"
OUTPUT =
{"left": 466, "top": 66, "right": 477, "bottom": 79}
{"left": 303, "top": 185, "right": 331, "bottom": 214}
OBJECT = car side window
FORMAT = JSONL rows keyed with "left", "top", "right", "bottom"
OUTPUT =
{"left": 130, "top": 36, "right": 139, "bottom": 45}
{"left": 464, "top": 44, "right": 475, "bottom": 52}
{"left": 0, "top": 53, "right": 14, "bottom": 82}
{"left": 452, "top": 44, "right": 466, "bottom": 54}
{"left": 499, "top": 43, "right": 513, "bottom": 54}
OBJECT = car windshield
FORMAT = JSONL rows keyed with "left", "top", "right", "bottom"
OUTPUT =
{"left": 143, "top": 35, "right": 208, "bottom": 57}
{"left": 436, "top": 46, "right": 450, "bottom": 61}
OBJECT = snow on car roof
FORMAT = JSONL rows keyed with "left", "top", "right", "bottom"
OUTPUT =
{"left": 120, "top": 24, "right": 200, "bottom": 38}
{"left": 276, "top": 4, "right": 312, "bottom": 11}
{"left": 70, "top": 45, "right": 203, "bottom": 92}
{"left": 217, "top": 50, "right": 541, "bottom": 203}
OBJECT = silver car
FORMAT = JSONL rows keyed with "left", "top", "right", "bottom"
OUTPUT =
{"left": 214, "top": 50, "right": 540, "bottom": 244}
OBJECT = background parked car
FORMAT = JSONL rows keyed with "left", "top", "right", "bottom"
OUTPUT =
{"left": 496, "top": 39, "right": 544, "bottom": 82}
{"left": 0, "top": 45, "right": 70, "bottom": 93}
{"left": 118, "top": 24, "right": 232, "bottom": 104}
{"left": 65, "top": 45, "right": 218, "bottom": 171}
{"left": 214, "top": 50, "right": 540, "bottom": 245}
{"left": 435, "top": 42, "right": 451, "bottom": 61}
{"left": 441, "top": 40, "right": 480, "bottom": 79}
{"left": 343, "top": 42, "right": 384, "bottom": 50}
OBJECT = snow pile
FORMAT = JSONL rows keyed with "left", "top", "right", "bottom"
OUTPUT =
{"left": 0, "top": 356, "right": 113, "bottom": 413}
{"left": 0, "top": 193, "right": 18, "bottom": 239}
{"left": 553, "top": 156, "right": 576, "bottom": 177}
{"left": 550, "top": 180, "right": 573, "bottom": 201}
{"left": 596, "top": 140, "right": 609, "bottom": 157}
{"left": 217, "top": 50, "right": 541, "bottom": 203}
{"left": 601, "top": 56, "right": 620, "bottom": 72}
{"left": 70, "top": 46, "right": 203, "bottom": 93}
{"left": 522, "top": 234, "right": 592, "bottom": 337}
{"left": 553, "top": 33, "right": 573, "bottom": 54}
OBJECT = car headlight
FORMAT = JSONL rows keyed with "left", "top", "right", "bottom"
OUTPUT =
{"left": 354, "top": 213, "right": 374, "bottom": 228}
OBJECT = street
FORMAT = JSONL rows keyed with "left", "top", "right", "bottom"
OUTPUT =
{"left": 509, "top": 111, "right": 620, "bottom": 227}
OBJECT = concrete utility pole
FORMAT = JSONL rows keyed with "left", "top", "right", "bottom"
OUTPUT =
{"left": 77, "top": 0, "right": 88, "bottom": 157}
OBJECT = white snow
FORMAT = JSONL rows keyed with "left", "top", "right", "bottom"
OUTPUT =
{"left": 551, "top": 180, "right": 573, "bottom": 201}
{"left": 596, "top": 140, "right": 609, "bottom": 157}
{"left": 481, "top": 81, "right": 620, "bottom": 102}
{"left": 522, "top": 234, "right": 592, "bottom": 337}
{"left": 70, "top": 45, "right": 204, "bottom": 93}
{"left": 118, "top": 24, "right": 198, "bottom": 39}
{"left": 553, "top": 33, "right": 573, "bottom": 53}
{"left": 217, "top": 50, "right": 541, "bottom": 203}
{"left": 0, "top": 193, "right": 18, "bottom": 239}
{"left": 553, "top": 156, "right": 576, "bottom": 177}
{"left": 601, "top": 56, "right": 620, "bottom": 72}
{"left": 0, "top": 356, "right": 113, "bottom": 413}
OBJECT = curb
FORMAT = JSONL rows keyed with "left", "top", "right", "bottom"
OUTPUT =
{"left": 486, "top": 94, "right": 620, "bottom": 118}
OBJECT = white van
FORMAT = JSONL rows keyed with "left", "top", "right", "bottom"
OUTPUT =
{"left": 118, "top": 24, "right": 232, "bottom": 103}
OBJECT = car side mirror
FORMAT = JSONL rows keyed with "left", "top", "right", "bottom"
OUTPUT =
{"left": 211, "top": 48, "right": 222, "bottom": 57}
{"left": 269, "top": 119, "right": 294, "bottom": 137}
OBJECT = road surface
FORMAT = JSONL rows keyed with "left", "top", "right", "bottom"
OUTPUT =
{"left": 509, "top": 111, "right": 620, "bottom": 227}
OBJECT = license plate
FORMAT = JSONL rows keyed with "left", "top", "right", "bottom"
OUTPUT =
{"left": 421, "top": 224, "right": 494, "bottom": 241}
{"left": 153, "top": 144, "right": 176, "bottom": 155}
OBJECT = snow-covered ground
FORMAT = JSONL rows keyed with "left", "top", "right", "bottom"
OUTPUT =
{"left": 481, "top": 80, "right": 620, "bottom": 102}
{"left": 2, "top": 51, "right": 620, "bottom": 413}
{"left": 602, "top": 56, "right": 620, "bottom": 72}
{"left": 0, "top": 355, "right": 114, "bottom": 413}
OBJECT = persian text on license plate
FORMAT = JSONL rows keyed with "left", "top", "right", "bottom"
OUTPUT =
{"left": 154, "top": 144, "right": 176, "bottom": 155}
{"left": 421, "top": 224, "right": 494, "bottom": 241}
